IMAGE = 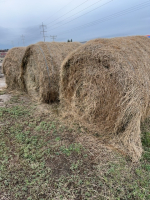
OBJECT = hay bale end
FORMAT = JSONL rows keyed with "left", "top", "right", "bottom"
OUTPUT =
{"left": 2, "top": 47, "right": 26, "bottom": 90}
{"left": 21, "top": 42, "right": 81, "bottom": 103}
{"left": 60, "top": 36, "right": 150, "bottom": 161}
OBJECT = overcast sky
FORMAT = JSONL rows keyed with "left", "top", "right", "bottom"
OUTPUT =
{"left": 0, "top": 0, "right": 149, "bottom": 49}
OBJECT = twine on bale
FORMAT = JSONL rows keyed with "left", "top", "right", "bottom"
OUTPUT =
{"left": 45, "top": 43, "right": 55, "bottom": 80}
{"left": 37, "top": 45, "right": 51, "bottom": 88}
{"left": 60, "top": 36, "right": 150, "bottom": 161}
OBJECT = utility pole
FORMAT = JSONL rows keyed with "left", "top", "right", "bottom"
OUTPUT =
{"left": 11, "top": 41, "right": 14, "bottom": 48}
{"left": 40, "top": 22, "right": 48, "bottom": 42}
{"left": 50, "top": 35, "right": 57, "bottom": 42}
{"left": 21, "top": 35, "right": 25, "bottom": 46}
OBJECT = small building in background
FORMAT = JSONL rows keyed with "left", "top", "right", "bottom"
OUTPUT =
{"left": 0, "top": 52, "right": 7, "bottom": 58}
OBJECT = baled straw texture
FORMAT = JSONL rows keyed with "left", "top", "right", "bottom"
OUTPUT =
{"left": 21, "top": 42, "right": 81, "bottom": 103}
{"left": 60, "top": 36, "right": 150, "bottom": 161}
{"left": 2, "top": 47, "right": 26, "bottom": 90}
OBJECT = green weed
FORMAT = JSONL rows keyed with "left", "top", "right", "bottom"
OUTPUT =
{"left": 60, "top": 143, "right": 82, "bottom": 156}
{"left": 0, "top": 93, "right": 150, "bottom": 199}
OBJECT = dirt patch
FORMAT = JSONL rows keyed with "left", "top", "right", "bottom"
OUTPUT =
{"left": 0, "top": 94, "right": 11, "bottom": 107}
{"left": 0, "top": 76, "right": 11, "bottom": 107}
{"left": 0, "top": 76, "right": 7, "bottom": 90}
{"left": 0, "top": 63, "right": 2, "bottom": 74}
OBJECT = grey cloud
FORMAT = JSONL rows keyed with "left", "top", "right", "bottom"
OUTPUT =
{"left": 0, "top": 0, "right": 149, "bottom": 49}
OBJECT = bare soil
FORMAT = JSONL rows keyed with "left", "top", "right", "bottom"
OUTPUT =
{"left": 0, "top": 93, "right": 11, "bottom": 107}
{"left": 0, "top": 76, "right": 11, "bottom": 107}
{"left": 0, "top": 63, "right": 2, "bottom": 74}
{"left": 0, "top": 76, "right": 6, "bottom": 89}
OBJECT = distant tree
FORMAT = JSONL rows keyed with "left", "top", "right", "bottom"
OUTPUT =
{"left": 71, "top": 39, "right": 72, "bottom": 42}
{"left": 67, "top": 39, "right": 70, "bottom": 42}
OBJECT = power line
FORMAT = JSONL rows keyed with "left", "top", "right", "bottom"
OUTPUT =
{"left": 50, "top": 35, "right": 57, "bottom": 42}
{"left": 40, "top": 22, "right": 48, "bottom": 42}
{"left": 11, "top": 0, "right": 110, "bottom": 42}
{"left": 8, "top": 1, "right": 150, "bottom": 44}
{"left": 47, "top": 0, "right": 106, "bottom": 29}
{"left": 47, "top": 0, "right": 113, "bottom": 31}
{"left": 16, "top": 0, "right": 75, "bottom": 33}
{"left": 13, "top": 0, "right": 92, "bottom": 34}
{"left": 58, "top": 1, "right": 150, "bottom": 36}
{"left": 21, "top": 35, "right": 25, "bottom": 46}
{"left": 6, "top": 0, "right": 85, "bottom": 35}
{"left": 46, "top": 0, "right": 90, "bottom": 26}
{"left": 44, "top": 0, "right": 75, "bottom": 22}
{"left": 10, "top": 32, "right": 41, "bottom": 45}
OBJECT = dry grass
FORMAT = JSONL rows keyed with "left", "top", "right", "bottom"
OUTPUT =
{"left": 21, "top": 42, "right": 81, "bottom": 103}
{"left": 60, "top": 36, "right": 150, "bottom": 161}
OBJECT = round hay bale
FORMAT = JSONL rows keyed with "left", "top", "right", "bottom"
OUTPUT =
{"left": 21, "top": 41, "right": 81, "bottom": 103}
{"left": 60, "top": 36, "right": 150, "bottom": 161}
{"left": 2, "top": 47, "right": 26, "bottom": 90}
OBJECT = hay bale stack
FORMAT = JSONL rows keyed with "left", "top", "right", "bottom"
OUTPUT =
{"left": 2, "top": 47, "right": 26, "bottom": 89}
{"left": 60, "top": 36, "right": 150, "bottom": 160}
{"left": 21, "top": 42, "right": 81, "bottom": 103}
